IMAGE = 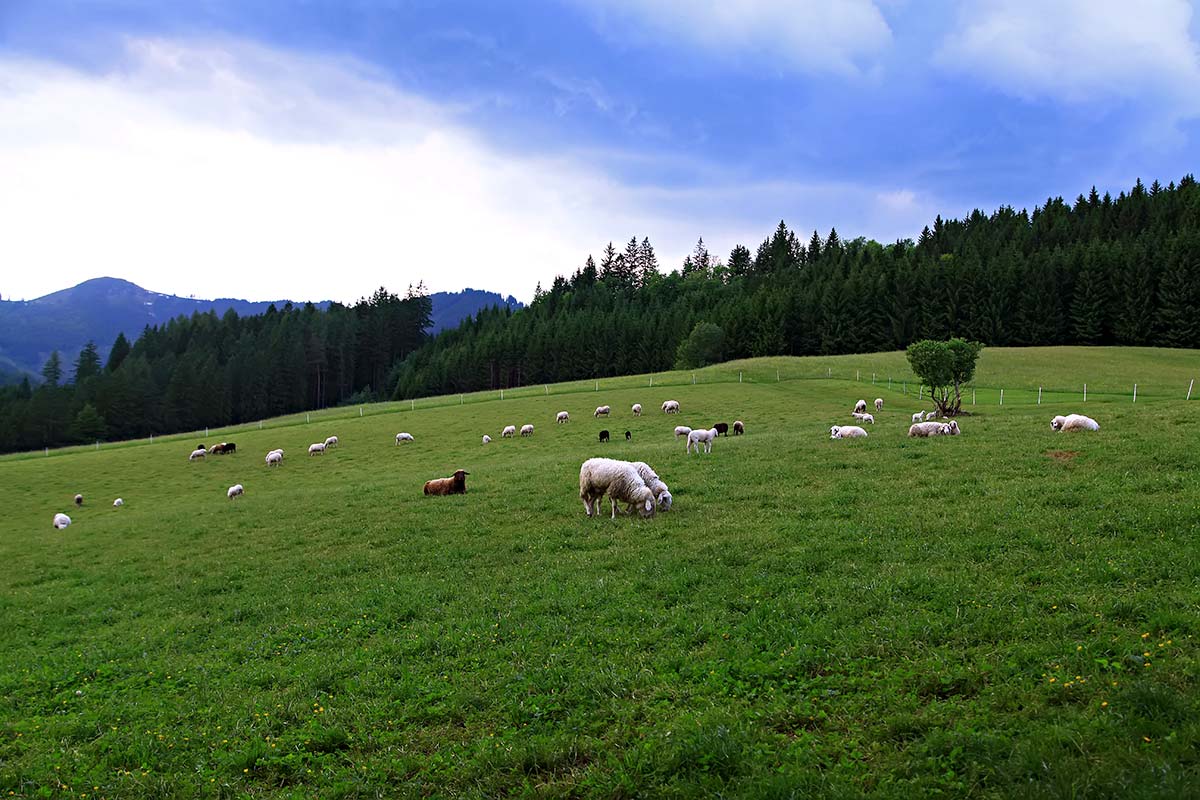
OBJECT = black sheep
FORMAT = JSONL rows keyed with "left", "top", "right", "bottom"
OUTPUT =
{"left": 599, "top": 430, "right": 610, "bottom": 443}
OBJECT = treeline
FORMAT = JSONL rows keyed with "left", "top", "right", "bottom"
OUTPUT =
{"left": 0, "top": 288, "right": 430, "bottom": 453}
{"left": 391, "top": 175, "right": 1199, "bottom": 397}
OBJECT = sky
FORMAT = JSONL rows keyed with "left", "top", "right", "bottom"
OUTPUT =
{"left": 1, "top": 1, "right": 1199, "bottom": 304}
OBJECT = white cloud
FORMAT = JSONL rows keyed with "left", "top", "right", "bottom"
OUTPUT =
{"left": 574, "top": 0, "right": 892, "bottom": 77}
{"left": 936, "top": 0, "right": 1200, "bottom": 113}
{"left": 0, "top": 37, "right": 930, "bottom": 304}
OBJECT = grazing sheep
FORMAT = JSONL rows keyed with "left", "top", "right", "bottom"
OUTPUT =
{"left": 911, "top": 412, "right": 923, "bottom": 424}
{"left": 308, "top": 442, "right": 326, "bottom": 456}
{"left": 1051, "top": 414, "right": 1100, "bottom": 432}
{"left": 267, "top": 448, "right": 284, "bottom": 458}
{"left": 74, "top": 494, "right": 83, "bottom": 507}
{"left": 686, "top": 427, "right": 719, "bottom": 454}
{"left": 632, "top": 461, "right": 672, "bottom": 512}
{"left": 556, "top": 411, "right": 570, "bottom": 424}
{"left": 227, "top": 484, "right": 244, "bottom": 500}
{"left": 265, "top": 451, "right": 282, "bottom": 467}
{"left": 674, "top": 425, "right": 693, "bottom": 439}
{"left": 908, "top": 421, "right": 948, "bottom": 438}
{"left": 189, "top": 447, "right": 207, "bottom": 461}
{"left": 854, "top": 399, "right": 868, "bottom": 414}
{"left": 830, "top": 425, "right": 868, "bottom": 439}
{"left": 112, "top": 498, "right": 124, "bottom": 507}
{"left": 632, "top": 403, "right": 642, "bottom": 416}
{"left": 875, "top": 398, "right": 884, "bottom": 412}
{"left": 395, "top": 432, "right": 414, "bottom": 444}
{"left": 594, "top": 405, "right": 611, "bottom": 418}
{"left": 713, "top": 422, "right": 729, "bottom": 436}
{"left": 324, "top": 435, "right": 338, "bottom": 448}
{"left": 502, "top": 425, "right": 517, "bottom": 438}
{"left": 482, "top": 434, "right": 492, "bottom": 444}
{"left": 852, "top": 412, "right": 875, "bottom": 424}
{"left": 579, "top": 458, "right": 655, "bottom": 519}
{"left": 733, "top": 420, "right": 745, "bottom": 435}
{"left": 599, "top": 430, "right": 610, "bottom": 443}
{"left": 520, "top": 424, "right": 534, "bottom": 437}
{"left": 625, "top": 430, "right": 631, "bottom": 440}
{"left": 662, "top": 400, "right": 680, "bottom": 414}
{"left": 209, "top": 442, "right": 236, "bottom": 455}
{"left": 423, "top": 469, "right": 469, "bottom": 496}
{"left": 53, "top": 513, "right": 71, "bottom": 529}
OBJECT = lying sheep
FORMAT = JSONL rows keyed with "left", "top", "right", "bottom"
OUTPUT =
{"left": 520, "top": 424, "right": 534, "bottom": 437}
{"left": 687, "top": 427, "right": 719, "bottom": 454}
{"left": 1051, "top": 414, "right": 1099, "bottom": 432}
{"left": 854, "top": 399, "right": 868, "bottom": 414}
{"left": 265, "top": 451, "right": 282, "bottom": 467}
{"left": 324, "top": 435, "right": 338, "bottom": 448}
{"left": 662, "top": 400, "right": 680, "bottom": 414}
{"left": 875, "top": 398, "right": 884, "bottom": 412}
{"left": 501, "top": 425, "right": 517, "bottom": 438}
{"left": 579, "top": 458, "right": 655, "bottom": 519}
{"left": 733, "top": 420, "right": 744, "bottom": 435}
{"left": 946, "top": 420, "right": 961, "bottom": 436}
{"left": 632, "top": 461, "right": 672, "bottom": 511}
{"left": 852, "top": 412, "right": 875, "bottom": 424}
{"left": 556, "top": 411, "right": 570, "bottom": 424}
{"left": 53, "top": 513, "right": 71, "bottom": 529}
{"left": 227, "top": 484, "right": 244, "bottom": 500}
{"left": 395, "top": 432, "right": 414, "bottom": 444}
{"left": 189, "top": 447, "right": 207, "bottom": 461}
{"left": 424, "top": 469, "right": 469, "bottom": 495}
{"left": 112, "top": 498, "right": 124, "bottom": 507}
{"left": 830, "top": 425, "right": 868, "bottom": 439}
{"left": 308, "top": 442, "right": 326, "bottom": 456}
{"left": 632, "top": 403, "right": 642, "bottom": 416}
{"left": 674, "top": 425, "right": 692, "bottom": 439}
{"left": 908, "top": 421, "right": 948, "bottom": 438}
{"left": 482, "top": 434, "right": 492, "bottom": 444}
{"left": 594, "top": 405, "right": 611, "bottom": 418}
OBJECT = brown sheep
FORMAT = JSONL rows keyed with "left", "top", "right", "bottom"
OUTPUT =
{"left": 733, "top": 420, "right": 744, "bottom": 435}
{"left": 423, "top": 469, "right": 469, "bottom": 496}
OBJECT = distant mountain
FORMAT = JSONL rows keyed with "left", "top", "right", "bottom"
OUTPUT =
{"left": 0, "top": 277, "right": 520, "bottom": 383}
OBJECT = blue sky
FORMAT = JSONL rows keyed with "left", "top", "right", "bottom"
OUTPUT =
{"left": 2, "top": 1, "right": 1199, "bottom": 302}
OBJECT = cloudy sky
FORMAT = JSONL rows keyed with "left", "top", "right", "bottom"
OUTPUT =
{"left": 2, "top": 1, "right": 1199, "bottom": 303}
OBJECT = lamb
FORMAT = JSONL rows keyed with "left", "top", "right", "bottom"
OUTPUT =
{"left": 854, "top": 399, "right": 868, "bottom": 414}
{"left": 423, "top": 469, "right": 469, "bottom": 495}
{"left": 686, "top": 427, "right": 719, "bottom": 454}
{"left": 662, "top": 400, "right": 680, "bottom": 414}
{"left": 851, "top": 412, "right": 875, "bottom": 424}
{"left": 227, "top": 484, "right": 244, "bottom": 500}
{"left": 189, "top": 447, "right": 207, "bottom": 461}
{"left": 395, "top": 432, "right": 415, "bottom": 444}
{"left": 265, "top": 451, "right": 283, "bottom": 467}
{"left": 874, "top": 398, "right": 884, "bottom": 412}
{"left": 482, "top": 435, "right": 492, "bottom": 444}
{"left": 53, "top": 513, "right": 71, "bottom": 529}
{"left": 578, "top": 458, "right": 656, "bottom": 519}
{"left": 520, "top": 424, "right": 534, "bottom": 437}
{"left": 632, "top": 403, "right": 642, "bottom": 416}
{"left": 733, "top": 420, "right": 744, "bottom": 435}
{"left": 556, "top": 411, "right": 570, "bottom": 424}
{"left": 308, "top": 442, "right": 326, "bottom": 456}
{"left": 74, "top": 493, "right": 83, "bottom": 507}
{"left": 599, "top": 430, "right": 610, "bottom": 443}
{"left": 830, "top": 425, "right": 868, "bottom": 439}
{"left": 945, "top": 420, "right": 961, "bottom": 436}
{"left": 594, "top": 405, "right": 611, "bottom": 418}
{"left": 911, "top": 412, "right": 924, "bottom": 423}
{"left": 908, "top": 421, "right": 948, "bottom": 438}
{"left": 501, "top": 425, "right": 517, "bottom": 438}
{"left": 324, "top": 435, "right": 338, "bottom": 448}
{"left": 625, "top": 430, "right": 631, "bottom": 440}
{"left": 712, "top": 422, "right": 729, "bottom": 436}
{"left": 674, "top": 425, "right": 693, "bottom": 439}
{"left": 925, "top": 410, "right": 939, "bottom": 421}
{"left": 1051, "top": 414, "right": 1099, "bottom": 432}
{"left": 112, "top": 498, "right": 124, "bottom": 507}
{"left": 632, "top": 461, "right": 673, "bottom": 511}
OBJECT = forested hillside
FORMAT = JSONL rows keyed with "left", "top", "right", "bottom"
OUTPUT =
{"left": 1, "top": 174, "right": 1197, "bottom": 453}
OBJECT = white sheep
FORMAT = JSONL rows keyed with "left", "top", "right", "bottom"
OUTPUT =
{"left": 113, "top": 498, "right": 124, "bottom": 507}
{"left": 830, "top": 425, "right": 868, "bottom": 439}
{"left": 911, "top": 412, "right": 923, "bottom": 423}
{"left": 875, "top": 398, "right": 884, "bottom": 412}
{"left": 308, "top": 442, "right": 326, "bottom": 456}
{"left": 908, "top": 421, "right": 947, "bottom": 438}
{"left": 674, "top": 425, "right": 693, "bottom": 439}
{"left": 265, "top": 451, "right": 282, "bottom": 467}
{"left": 189, "top": 447, "right": 207, "bottom": 461}
{"left": 662, "top": 400, "right": 680, "bottom": 414}
{"left": 594, "top": 405, "right": 611, "bottom": 417}
{"left": 1051, "top": 414, "right": 1099, "bottom": 432}
{"left": 53, "top": 513, "right": 71, "bottom": 529}
{"left": 852, "top": 412, "right": 875, "bottom": 424}
{"left": 579, "top": 457, "right": 656, "bottom": 519}
{"left": 632, "top": 403, "right": 642, "bottom": 416}
{"left": 632, "top": 461, "right": 672, "bottom": 511}
{"left": 520, "top": 424, "right": 534, "bottom": 437}
{"left": 267, "top": 448, "right": 284, "bottom": 458}
{"left": 556, "top": 411, "right": 570, "bottom": 424}
{"left": 925, "top": 410, "right": 939, "bottom": 421}
{"left": 945, "top": 420, "right": 961, "bottom": 436}
{"left": 227, "top": 483, "right": 244, "bottom": 500}
{"left": 324, "top": 435, "right": 338, "bottom": 448}
{"left": 686, "top": 427, "right": 718, "bottom": 454}
{"left": 482, "top": 434, "right": 492, "bottom": 444}
{"left": 395, "top": 432, "right": 414, "bottom": 444}
{"left": 501, "top": 425, "right": 517, "bottom": 438}
{"left": 854, "top": 399, "right": 868, "bottom": 413}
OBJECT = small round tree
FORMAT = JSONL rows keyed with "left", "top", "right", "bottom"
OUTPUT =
{"left": 675, "top": 322, "right": 725, "bottom": 369}
{"left": 905, "top": 338, "right": 983, "bottom": 416}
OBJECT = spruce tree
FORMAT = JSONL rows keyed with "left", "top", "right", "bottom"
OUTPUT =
{"left": 106, "top": 333, "right": 131, "bottom": 372}
{"left": 41, "top": 351, "right": 62, "bottom": 386}
{"left": 73, "top": 341, "right": 102, "bottom": 383}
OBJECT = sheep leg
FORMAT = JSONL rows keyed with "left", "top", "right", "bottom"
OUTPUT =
{"left": 610, "top": 498, "right": 618, "bottom": 520}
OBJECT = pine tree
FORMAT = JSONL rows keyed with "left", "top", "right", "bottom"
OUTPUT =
{"left": 1154, "top": 244, "right": 1199, "bottom": 348}
{"left": 638, "top": 237, "right": 659, "bottom": 286}
{"left": 1070, "top": 261, "right": 1108, "bottom": 344}
{"left": 106, "top": 333, "right": 131, "bottom": 372}
{"left": 73, "top": 341, "right": 102, "bottom": 383}
{"left": 41, "top": 351, "right": 62, "bottom": 386}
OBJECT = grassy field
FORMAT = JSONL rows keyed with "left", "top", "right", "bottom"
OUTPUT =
{"left": 2, "top": 348, "right": 1198, "bottom": 798}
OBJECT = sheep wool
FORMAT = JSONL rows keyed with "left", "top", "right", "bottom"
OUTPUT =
{"left": 579, "top": 458, "right": 655, "bottom": 519}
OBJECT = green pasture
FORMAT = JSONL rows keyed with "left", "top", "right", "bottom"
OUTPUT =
{"left": 1, "top": 348, "right": 1198, "bottom": 798}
